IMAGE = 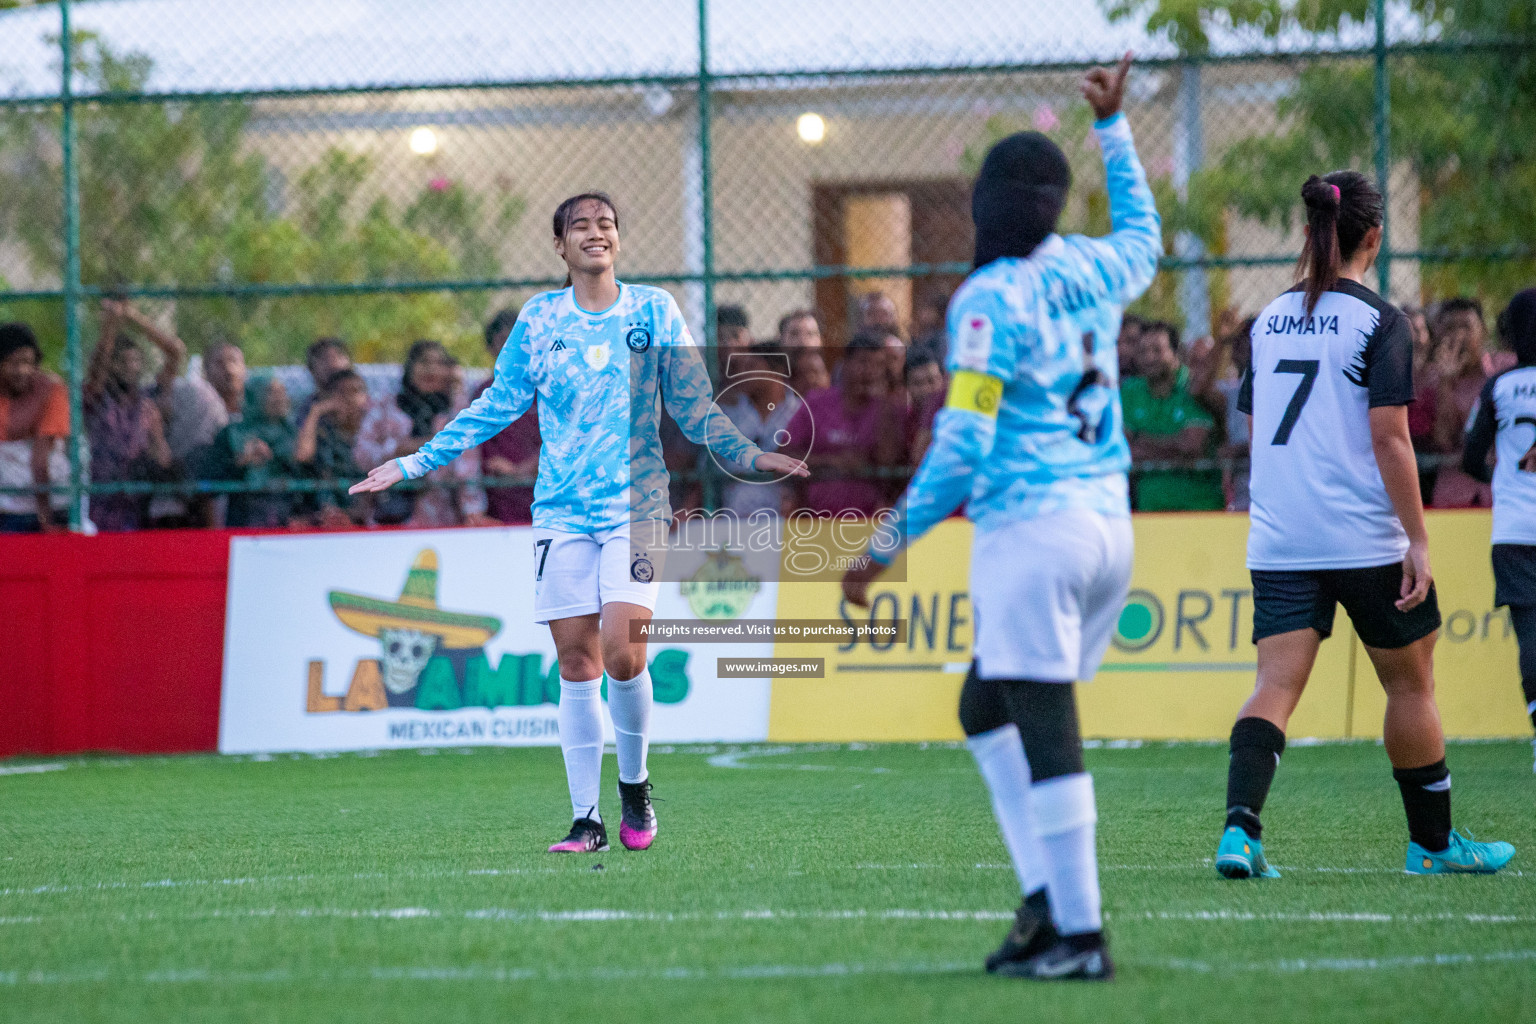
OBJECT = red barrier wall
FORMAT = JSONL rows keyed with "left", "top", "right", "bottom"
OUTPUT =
{"left": 0, "top": 530, "right": 234, "bottom": 758}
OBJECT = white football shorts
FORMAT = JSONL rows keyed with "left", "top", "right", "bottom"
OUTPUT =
{"left": 970, "top": 509, "right": 1134, "bottom": 682}
{"left": 531, "top": 519, "right": 669, "bottom": 624}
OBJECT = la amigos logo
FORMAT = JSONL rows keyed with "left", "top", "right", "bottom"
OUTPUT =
{"left": 305, "top": 548, "right": 690, "bottom": 715}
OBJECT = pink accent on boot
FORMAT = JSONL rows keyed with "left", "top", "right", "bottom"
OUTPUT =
{"left": 619, "top": 821, "right": 656, "bottom": 850}
{"left": 548, "top": 838, "right": 592, "bottom": 852}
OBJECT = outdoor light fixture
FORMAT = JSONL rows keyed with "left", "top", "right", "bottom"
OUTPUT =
{"left": 796, "top": 112, "right": 826, "bottom": 144}
{"left": 408, "top": 127, "right": 439, "bottom": 156}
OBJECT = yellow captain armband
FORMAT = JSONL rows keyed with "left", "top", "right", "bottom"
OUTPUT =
{"left": 945, "top": 369, "right": 1004, "bottom": 417}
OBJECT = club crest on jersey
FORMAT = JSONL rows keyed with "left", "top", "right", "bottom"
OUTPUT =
{"left": 626, "top": 326, "right": 652, "bottom": 353}
{"left": 584, "top": 342, "right": 611, "bottom": 371}
{"left": 630, "top": 554, "right": 655, "bottom": 583}
{"left": 954, "top": 313, "right": 993, "bottom": 371}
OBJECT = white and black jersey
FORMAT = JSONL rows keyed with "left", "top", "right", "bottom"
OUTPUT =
{"left": 1240, "top": 280, "right": 1415, "bottom": 570}
{"left": 1463, "top": 364, "right": 1536, "bottom": 546}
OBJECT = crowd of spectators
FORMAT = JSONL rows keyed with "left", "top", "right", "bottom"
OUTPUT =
{"left": 0, "top": 300, "right": 538, "bottom": 534}
{"left": 0, "top": 287, "right": 1523, "bottom": 533}
{"left": 1114, "top": 296, "right": 1517, "bottom": 512}
{"left": 667, "top": 293, "right": 952, "bottom": 522}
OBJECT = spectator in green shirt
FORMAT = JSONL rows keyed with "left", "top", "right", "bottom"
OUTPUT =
{"left": 1120, "top": 321, "right": 1225, "bottom": 511}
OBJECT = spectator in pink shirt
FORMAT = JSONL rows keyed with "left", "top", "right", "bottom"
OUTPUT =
{"left": 781, "top": 331, "right": 905, "bottom": 517}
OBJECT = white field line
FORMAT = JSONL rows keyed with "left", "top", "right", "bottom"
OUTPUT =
{"left": 9, "top": 856, "right": 1526, "bottom": 900}
{"left": 0, "top": 907, "right": 1016, "bottom": 926}
{"left": 703, "top": 740, "right": 1149, "bottom": 773}
{"left": 3, "top": 905, "right": 1533, "bottom": 929}
{"left": 0, "top": 961, "right": 979, "bottom": 987}
{"left": 1128, "top": 910, "right": 1536, "bottom": 924}
{"left": 1135, "top": 949, "right": 1536, "bottom": 973}
{"left": 4, "top": 736, "right": 1523, "bottom": 778}
{"left": 0, "top": 763, "right": 67, "bottom": 776}
{"left": 4, "top": 950, "right": 1536, "bottom": 987}
{"left": 705, "top": 747, "right": 895, "bottom": 773}
{"left": 0, "top": 866, "right": 573, "bottom": 899}
{"left": 855, "top": 860, "right": 1526, "bottom": 877}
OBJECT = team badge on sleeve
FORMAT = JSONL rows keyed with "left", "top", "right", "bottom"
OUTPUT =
{"left": 954, "top": 313, "right": 994, "bottom": 371}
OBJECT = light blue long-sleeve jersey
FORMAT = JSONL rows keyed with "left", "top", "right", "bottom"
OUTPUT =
{"left": 871, "top": 113, "right": 1160, "bottom": 563}
{"left": 398, "top": 283, "right": 763, "bottom": 533}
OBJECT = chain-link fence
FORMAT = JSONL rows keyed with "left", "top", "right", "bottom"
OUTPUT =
{"left": 0, "top": 0, "right": 1531, "bottom": 529}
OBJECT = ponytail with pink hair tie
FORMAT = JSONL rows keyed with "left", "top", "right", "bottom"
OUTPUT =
{"left": 1329, "top": 183, "right": 1341, "bottom": 202}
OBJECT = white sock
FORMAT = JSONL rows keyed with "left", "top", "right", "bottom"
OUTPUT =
{"left": 966, "top": 725, "right": 1049, "bottom": 896}
{"left": 557, "top": 676, "right": 605, "bottom": 822}
{"left": 1032, "top": 773, "right": 1101, "bottom": 935}
{"left": 607, "top": 667, "right": 652, "bottom": 785}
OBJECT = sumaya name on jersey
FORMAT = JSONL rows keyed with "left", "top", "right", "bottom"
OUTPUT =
{"left": 1265, "top": 313, "right": 1340, "bottom": 336}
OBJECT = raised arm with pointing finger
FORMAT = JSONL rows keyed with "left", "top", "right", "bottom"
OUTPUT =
{"left": 848, "top": 54, "right": 1160, "bottom": 596}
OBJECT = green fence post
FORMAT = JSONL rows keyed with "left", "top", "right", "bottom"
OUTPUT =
{"left": 60, "top": 0, "right": 85, "bottom": 530}
{"left": 697, "top": 0, "right": 720, "bottom": 514}
{"left": 1373, "top": 0, "right": 1392, "bottom": 298}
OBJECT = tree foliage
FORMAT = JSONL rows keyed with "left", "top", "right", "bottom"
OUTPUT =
{"left": 0, "top": 35, "right": 525, "bottom": 368}
{"left": 1105, "top": 0, "right": 1536, "bottom": 311}
{"left": 960, "top": 104, "right": 1229, "bottom": 327}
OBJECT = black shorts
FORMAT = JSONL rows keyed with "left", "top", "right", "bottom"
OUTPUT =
{"left": 1492, "top": 544, "right": 1536, "bottom": 608}
{"left": 1250, "top": 562, "right": 1441, "bottom": 649}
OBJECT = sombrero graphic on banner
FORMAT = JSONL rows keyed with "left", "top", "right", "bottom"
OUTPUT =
{"left": 328, "top": 549, "right": 502, "bottom": 704}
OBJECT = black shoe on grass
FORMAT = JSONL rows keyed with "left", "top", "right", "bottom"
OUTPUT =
{"left": 994, "top": 936, "right": 1114, "bottom": 981}
{"left": 985, "top": 897, "right": 1059, "bottom": 973}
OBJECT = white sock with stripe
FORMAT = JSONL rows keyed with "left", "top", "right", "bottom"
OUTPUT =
{"left": 1032, "top": 772, "right": 1101, "bottom": 936}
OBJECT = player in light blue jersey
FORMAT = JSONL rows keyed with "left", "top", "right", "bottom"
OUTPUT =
{"left": 843, "top": 55, "right": 1158, "bottom": 981}
{"left": 353, "top": 193, "right": 807, "bottom": 854}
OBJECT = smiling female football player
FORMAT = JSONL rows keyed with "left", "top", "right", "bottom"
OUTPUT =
{"left": 352, "top": 193, "right": 807, "bottom": 853}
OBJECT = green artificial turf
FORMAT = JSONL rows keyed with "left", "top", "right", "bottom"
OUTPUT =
{"left": 1, "top": 741, "right": 1533, "bottom": 1023}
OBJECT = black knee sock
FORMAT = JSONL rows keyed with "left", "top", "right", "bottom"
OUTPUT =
{"left": 998, "top": 680, "right": 1084, "bottom": 782}
{"left": 1225, "top": 717, "right": 1286, "bottom": 839}
{"left": 1393, "top": 759, "right": 1452, "bottom": 853}
{"left": 1511, "top": 606, "right": 1536, "bottom": 732}
{"left": 957, "top": 662, "right": 1011, "bottom": 737}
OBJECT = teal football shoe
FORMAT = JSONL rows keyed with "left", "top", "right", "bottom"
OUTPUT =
{"left": 1405, "top": 830, "right": 1515, "bottom": 875}
{"left": 1215, "top": 825, "right": 1281, "bottom": 879}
